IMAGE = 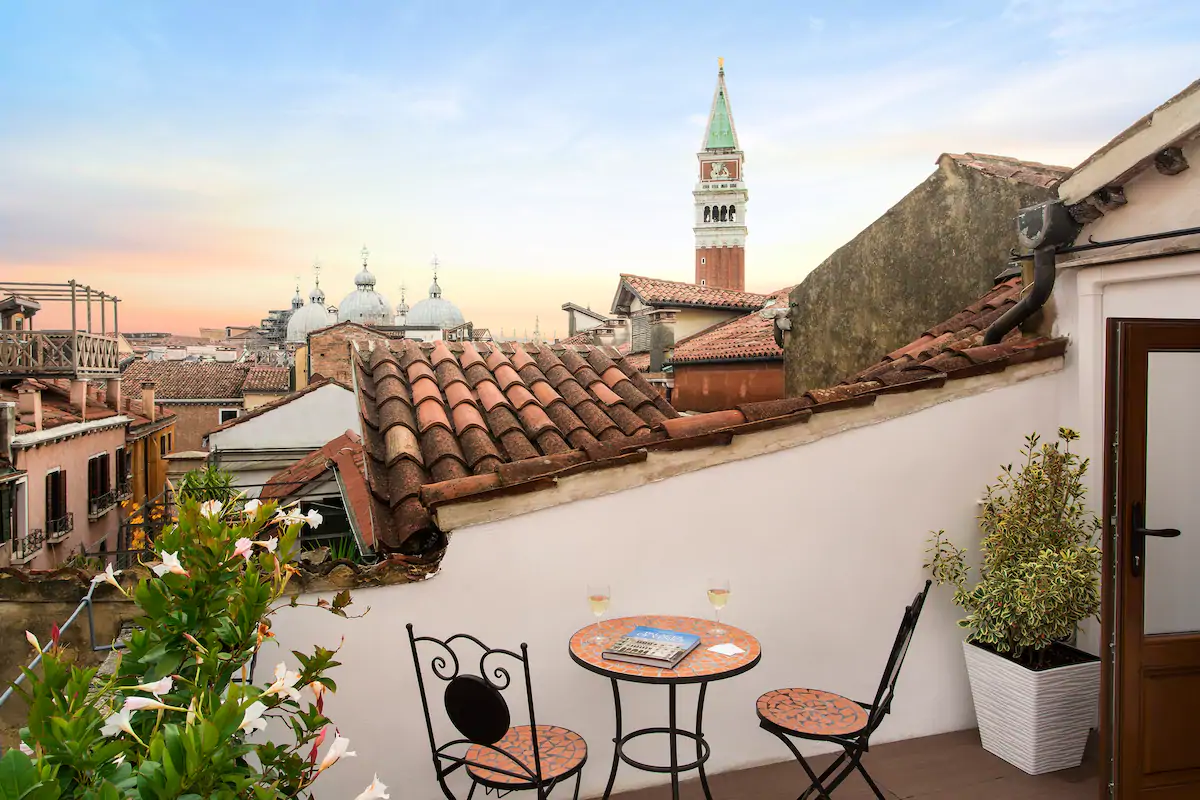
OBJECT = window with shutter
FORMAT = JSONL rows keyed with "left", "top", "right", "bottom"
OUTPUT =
{"left": 631, "top": 314, "right": 650, "bottom": 354}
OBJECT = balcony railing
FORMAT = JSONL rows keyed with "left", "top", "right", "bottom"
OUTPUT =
{"left": 117, "top": 476, "right": 133, "bottom": 501}
{"left": 46, "top": 512, "right": 74, "bottom": 542}
{"left": 88, "top": 491, "right": 117, "bottom": 520}
{"left": 0, "top": 329, "right": 121, "bottom": 379}
{"left": 12, "top": 528, "right": 45, "bottom": 561}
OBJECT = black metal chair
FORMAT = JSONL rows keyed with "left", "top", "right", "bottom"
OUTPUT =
{"left": 756, "top": 580, "right": 931, "bottom": 799}
{"left": 407, "top": 624, "right": 588, "bottom": 799}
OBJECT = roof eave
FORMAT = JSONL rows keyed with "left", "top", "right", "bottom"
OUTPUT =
{"left": 1059, "top": 78, "right": 1200, "bottom": 205}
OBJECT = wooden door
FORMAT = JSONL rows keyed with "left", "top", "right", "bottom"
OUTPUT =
{"left": 1105, "top": 319, "right": 1200, "bottom": 798}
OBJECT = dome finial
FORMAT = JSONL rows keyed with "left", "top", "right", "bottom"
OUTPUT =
{"left": 361, "top": 244, "right": 370, "bottom": 268}
{"left": 313, "top": 259, "right": 322, "bottom": 288}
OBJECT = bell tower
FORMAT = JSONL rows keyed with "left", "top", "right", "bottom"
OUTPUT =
{"left": 693, "top": 58, "right": 748, "bottom": 291}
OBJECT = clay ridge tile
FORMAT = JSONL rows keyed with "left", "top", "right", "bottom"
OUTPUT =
{"left": 494, "top": 364, "right": 523, "bottom": 391}
{"left": 416, "top": 398, "right": 452, "bottom": 433}
{"left": 476, "top": 381, "right": 511, "bottom": 412}
{"left": 459, "top": 341, "right": 485, "bottom": 368}
{"left": 430, "top": 339, "right": 457, "bottom": 366}
{"left": 445, "top": 381, "right": 475, "bottom": 409}
{"left": 411, "top": 376, "right": 442, "bottom": 406}
{"left": 589, "top": 381, "right": 623, "bottom": 406}
{"left": 377, "top": 395, "right": 417, "bottom": 435}
{"left": 383, "top": 424, "right": 423, "bottom": 467}
{"left": 506, "top": 384, "right": 538, "bottom": 410}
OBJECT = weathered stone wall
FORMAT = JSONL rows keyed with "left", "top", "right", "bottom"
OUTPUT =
{"left": 784, "top": 157, "right": 1060, "bottom": 394}
{"left": 164, "top": 403, "right": 236, "bottom": 452}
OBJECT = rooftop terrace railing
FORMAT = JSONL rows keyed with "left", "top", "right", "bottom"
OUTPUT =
{"left": 0, "top": 330, "right": 121, "bottom": 379}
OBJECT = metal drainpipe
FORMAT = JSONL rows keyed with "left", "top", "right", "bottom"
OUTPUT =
{"left": 982, "top": 245, "right": 1057, "bottom": 346}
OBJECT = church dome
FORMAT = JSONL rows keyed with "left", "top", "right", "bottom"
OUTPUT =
{"left": 407, "top": 277, "right": 465, "bottom": 329}
{"left": 337, "top": 248, "right": 391, "bottom": 325}
{"left": 291, "top": 286, "right": 304, "bottom": 310}
{"left": 287, "top": 296, "right": 336, "bottom": 344}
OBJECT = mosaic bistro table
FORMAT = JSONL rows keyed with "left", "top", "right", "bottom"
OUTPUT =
{"left": 569, "top": 615, "right": 762, "bottom": 800}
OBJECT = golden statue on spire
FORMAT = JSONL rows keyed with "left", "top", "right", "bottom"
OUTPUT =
{"left": 718, "top": 57, "right": 724, "bottom": 71}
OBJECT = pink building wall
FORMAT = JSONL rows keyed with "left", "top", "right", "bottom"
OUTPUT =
{"left": 13, "top": 425, "right": 126, "bottom": 569}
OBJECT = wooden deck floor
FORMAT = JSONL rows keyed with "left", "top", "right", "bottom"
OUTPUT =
{"left": 611, "top": 729, "right": 1100, "bottom": 800}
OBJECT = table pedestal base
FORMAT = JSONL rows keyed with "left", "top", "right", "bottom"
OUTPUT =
{"left": 603, "top": 679, "right": 714, "bottom": 800}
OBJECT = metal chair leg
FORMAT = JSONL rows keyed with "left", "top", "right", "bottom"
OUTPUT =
{"left": 572, "top": 770, "right": 582, "bottom": 800}
{"left": 773, "top": 731, "right": 832, "bottom": 800}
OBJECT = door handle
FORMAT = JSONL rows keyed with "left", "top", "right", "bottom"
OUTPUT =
{"left": 1131, "top": 501, "right": 1182, "bottom": 577}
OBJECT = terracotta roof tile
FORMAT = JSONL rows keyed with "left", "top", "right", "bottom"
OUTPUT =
{"left": 260, "top": 431, "right": 361, "bottom": 501}
{"left": 620, "top": 274, "right": 770, "bottom": 310}
{"left": 242, "top": 365, "right": 290, "bottom": 393}
{"left": 670, "top": 286, "right": 793, "bottom": 364}
{"left": 353, "top": 340, "right": 679, "bottom": 552}
{"left": 944, "top": 152, "right": 1071, "bottom": 189}
{"left": 416, "top": 277, "right": 1070, "bottom": 518}
{"left": 121, "top": 360, "right": 251, "bottom": 399}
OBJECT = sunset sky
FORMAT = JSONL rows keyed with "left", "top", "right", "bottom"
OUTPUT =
{"left": 3, "top": 1, "right": 1200, "bottom": 336}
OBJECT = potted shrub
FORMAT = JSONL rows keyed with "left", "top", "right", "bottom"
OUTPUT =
{"left": 926, "top": 428, "right": 1102, "bottom": 775}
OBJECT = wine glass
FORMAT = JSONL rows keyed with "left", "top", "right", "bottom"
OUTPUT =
{"left": 707, "top": 578, "right": 730, "bottom": 635}
{"left": 587, "top": 583, "right": 611, "bottom": 645}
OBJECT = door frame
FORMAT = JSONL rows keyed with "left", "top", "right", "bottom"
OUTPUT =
{"left": 1101, "top": 317, "right": 1200, "bottom": 798}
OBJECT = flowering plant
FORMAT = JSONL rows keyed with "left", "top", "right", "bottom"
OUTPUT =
{"left": 925, "top": 428, "right": 1102, "bottom": 669}
{"left": 3, "top": 495, "right": 382, "bottom": 799}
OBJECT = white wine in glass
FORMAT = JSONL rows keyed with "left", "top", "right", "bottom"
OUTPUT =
{"left": 588, "top": 583, "right": 611, "bottom": 644}
{"left": 707, "top": 578, "right": 730, "bottom": 635}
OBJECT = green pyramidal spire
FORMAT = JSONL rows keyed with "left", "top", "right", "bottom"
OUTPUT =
{"left": 703, "top": 60, "right": 738, "bottom": 150}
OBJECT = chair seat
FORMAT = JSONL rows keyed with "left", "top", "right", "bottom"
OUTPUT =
{"left": 466, "top": 724, "right": 587, "bottom": 787}
{"left": 757, "top": 687, "right": 869, "bottom": 737}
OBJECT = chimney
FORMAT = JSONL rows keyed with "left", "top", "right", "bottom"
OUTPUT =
{"left": 106, "top": 378, "right": 122, "bottom": 412}
{"left": 610, "top": 318, "right": 630, "bottom": 346}
{"left": 69, "top": 379, "right": 88, "bottom": 420}
{"left": 141, "top": 381, "right": 157, "bottom": 423}
{"left": 16, "top": 382, "right": 42, "bottom": 432}
{"left": 0, "top": 402, "right": 15, "bottom": 463}
{"left": 649, "top": 310, "right": 677, "bottom": 373}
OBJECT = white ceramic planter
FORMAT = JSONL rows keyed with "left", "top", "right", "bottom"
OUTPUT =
{"left": 962, "top": 640, "right": 1100, "bottom": 775}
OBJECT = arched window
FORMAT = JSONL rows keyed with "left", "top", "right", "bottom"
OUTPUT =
{"left": 720, "top": 206, "right": 728, "bottom": 222}
{"left": 729, "top": 205, "right": 737, "bottom": 222}
{"left": 704, "top": 206, "right": 711, "bottom": 223}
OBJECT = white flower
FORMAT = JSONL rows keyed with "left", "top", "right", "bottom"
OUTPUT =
{"left": 353, "top": 775, "right": 389, "bottom": 800}
{"left": 233, "top": 537, "right": 254, "bottom": 560}
{"left": 101, "top": 708, "right": 135, "bottom": 738}
{"left": 130, "top": 676, "right": 173, "bottom": 698}
{"left": 199, "top": 499, "right": 223, "bottom": 519}
{"left": 243, "top": 498, "right": 262, "bottom": 515}
{"left": 186, "top": 697, "right": 197, "bottom": 726}
{"left": 304, "top": 509, "right": 323, "bottom": 529}
{"left": 262, "top": 662, "right": 302, "bottom": 702}
{"left": 317, "top": 735, "right": 356, "bottom": 771}
{"left": 238, "top": 701, "right": 268, "bottom": 733}
{"left": 25, "top": 631, "right": 40, "bottom": 653}
{"left": 18, "top": 742, "right": 33, "bottom": 756}
{"left": 152, "top": 551, "right": 188, "bottom": 577}
{"left": 90, "top": 563, "right": 122, "bottom": 591}
{"left": 254, "top": 537, "right": 278, "bottom": 554}
{"left": 112, "top": 753, "right": 125, "bottom": 767}
{"left": 274, "top": 509, "right": 305, "bottom": 526}
{"left": 123, "top": 696, "right": 171, "bottom": 713}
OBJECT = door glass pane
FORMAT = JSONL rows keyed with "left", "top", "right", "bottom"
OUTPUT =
{"left": 1144, "top": 351, "right": 1200, "bottom": 635}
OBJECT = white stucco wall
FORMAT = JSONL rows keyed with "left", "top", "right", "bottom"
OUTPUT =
{"left": 271, "top": 368, "right": 1064, "bottom": 799}
{"left": 205, "top": 384, "right": 358, "bottom": 451}
{"left": 1052, "top": 136, "right": 1200, "bottom": 654}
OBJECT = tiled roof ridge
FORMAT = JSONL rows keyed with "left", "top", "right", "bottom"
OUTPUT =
{"left": 943, "top": 152, "right": 1072, "bottom": 189}
{"left": 620, "top": 272, "right": 769, "bottom": 296}
{"left": 945, "top": 152, "right": 1072, "bottom": 172}
{"left": 419, "top": 276, "right": 1068, "bottom": 512}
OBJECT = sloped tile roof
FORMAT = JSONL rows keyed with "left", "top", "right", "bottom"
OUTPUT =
{"left": 670, "top": 286, "right": 793, "bottom": 364}
{"left": 420, "top": 276, "right": 1068, "bottom": 514}
{"left": 3, "top": 380, "right": 120, "bottom": 434}
{"left": 620, "top": 274, "right": 769, "bottom": 310}
{"left": 243, "top": 365, "right": 290, "bottom": 393}
{"left": 623, "top": 352, "right": 651, "bottom": 372}
{"left": 353, "top": 340, "right": 680, "bottom": 552}
{"left": 944, "top": 153, "right": 1071, "bottom": 189}
{"left": 121, "top": 360, "right": 250, "bottom": 399}
{"left": 260, "top": 431, "right": 361, "bottom": 501}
